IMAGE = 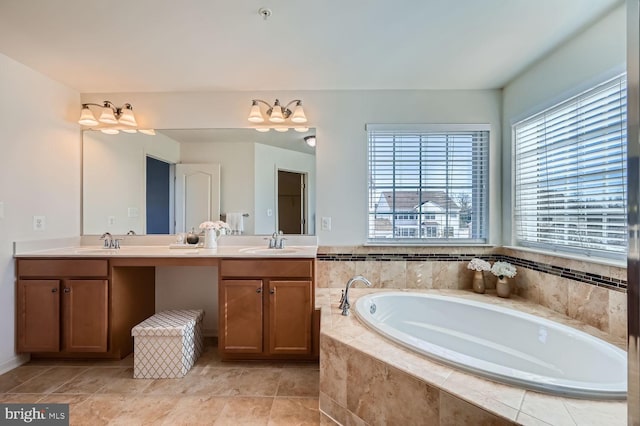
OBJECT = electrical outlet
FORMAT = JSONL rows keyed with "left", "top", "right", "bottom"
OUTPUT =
{"left": 108, "top": 216, "right": 116, "bottom": 226}
{"left": 321, "top": 216, "right": 332, "bottom": 231}
{"left": 33, "top": 215, "right": 45, "bottom": 231}
{"left": 128, "top": 207, "right": 139, "bottom": 218}
{"left": 267, "top": 209, "right": 273, "bottom": 217}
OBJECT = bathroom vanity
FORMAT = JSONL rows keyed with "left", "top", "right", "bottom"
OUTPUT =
{"left": 14, "top": 240, "right": 319, "bottom": 361}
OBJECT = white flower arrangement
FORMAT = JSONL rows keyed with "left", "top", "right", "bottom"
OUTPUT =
{"left": 490, "top": 261, "right": 517, "bottom": 279}
{"left": 199, "top": 220, "right": 230, "bottom": 233}
{"left": 467, "top": 258, "right": 491, "bottom": 271}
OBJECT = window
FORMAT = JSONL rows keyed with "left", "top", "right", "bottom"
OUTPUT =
{"left": 513, "top": 74, "right": 627, "bottom": 259}
{"left": 367, "top": 124, "right": 489, "bottom": 243}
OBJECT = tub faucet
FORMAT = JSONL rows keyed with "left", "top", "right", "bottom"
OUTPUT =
{"left": 339, "top": 275, "right": 373, "bottom": 316}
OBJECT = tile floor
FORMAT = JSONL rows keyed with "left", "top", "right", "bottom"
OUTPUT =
{"left": 0, "top": 341, "right": 322, "bottom": 425}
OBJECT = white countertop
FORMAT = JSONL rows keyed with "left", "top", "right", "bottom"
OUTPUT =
{"left": 13, "top": 236, "right": 318, "bottom": 258}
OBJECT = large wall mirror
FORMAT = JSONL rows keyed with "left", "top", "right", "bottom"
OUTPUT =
{"left": 82, "top": 128, "right": 316, "bottom": 236}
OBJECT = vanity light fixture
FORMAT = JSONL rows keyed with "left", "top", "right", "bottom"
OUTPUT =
{"left": 78, "top": 101, "right": 152, "bottom": 134}
{"left": 304, "top": 135, "right": 317, "bottom": 148}
{"left": 247, "top": 99, "right": 308, "bottom": 124}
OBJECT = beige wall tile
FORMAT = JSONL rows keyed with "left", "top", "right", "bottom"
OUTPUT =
{"left": 567, "top": 281, "right": 609, "bottom": 332}
{"left": 406, "top": 261, "right": 434, "bottom": 289}
{"left": 608, "top": 289, "right": 627, "bottom": 340}
{"left": 538, "top": 275, "right": 569, "bottom": 316}
{"left": 432, "top": 262, "right": 463, "bottom": 289}
{"left": 317, "top": 261, "right": 356, "bottom": 288}
{"left": 379, "top": 261, "right": 407, "bottom": 288}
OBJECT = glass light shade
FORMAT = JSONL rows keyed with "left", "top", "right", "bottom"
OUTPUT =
{"left": 118, "top": 107, "right": 137, "bottom": 127}
{"left": 121, "top": 128, "right": 137, "bottom": 133}
{"left": 100, "top": 128, "right": 119, "bottom": 134}
{"left": 248, "top": 103, "right": 265, "bottom": 123}
{"left": 255, "top": 127, "right": 270, "bottom": 132}
{"left": 78, "top": 107, "right": 99, "bottom": 126}
{"left": 139, "top": 129, "right": 156, "bottom": 135}
{"left": 269, "top": 107, "right": 285, "bottom": 123}
{"left": 304, "top": 136, "right": 317, "bottom": 147}
{"left": 294, "top": 127, "right": 309, "bottom": 133}
{"left": 99, "top": 106, "right": 118, "bottom": 124}
{"left": 274, "top": 127, "right": 289, "bottom": 132}
{"left": 290, "top": 103, "right": 307, "bottom": 123}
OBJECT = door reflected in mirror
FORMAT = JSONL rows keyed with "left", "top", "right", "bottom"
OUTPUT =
{"left": 82, "top": 128, "right": 316, "bottom": 236}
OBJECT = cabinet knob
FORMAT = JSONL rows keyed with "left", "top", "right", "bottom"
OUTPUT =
{"left": 256, "top": 288, "right": 262, "bottom": 294}
{"left": 269, "top": 289, "right": 275, "bottom": 295}
{"left": 51, "top": 288, "right": 58, "bottom": 293}
{"left": 63, "top": 288, "right": 71, "bottom": 294}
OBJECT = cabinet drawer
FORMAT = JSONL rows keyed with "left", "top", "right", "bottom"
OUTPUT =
{"left": 18, "top": 260, "right": 108, "bottom": 278}
{"left": 221, "top": 259, "right": 313, "bottom": 278}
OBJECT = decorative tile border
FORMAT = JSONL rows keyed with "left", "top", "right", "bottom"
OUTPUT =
{"left": 317, "top": 252, "right": 627, "bottom": 292}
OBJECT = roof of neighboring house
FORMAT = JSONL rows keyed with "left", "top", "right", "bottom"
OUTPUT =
{"left": 379, "top": 191, "right": 461, "bottom": 211}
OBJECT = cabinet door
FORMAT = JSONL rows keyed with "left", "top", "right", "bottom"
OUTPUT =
{"left": 268, "top": 280, "right": 312, "bottom": 355}
{"left": 17, "top": 280, "right": 60, "bottom": 352}
{"left": 62, "top": 280, "right": 108, "bottom": 352}
{"left": 220, "top": 279, "right": 264, "bottom": 353}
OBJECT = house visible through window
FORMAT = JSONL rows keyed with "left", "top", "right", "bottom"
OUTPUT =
{"left": 367, "top": 124, "right": 489, "bottom": 243}
{"left": 513, "top": 74, "right": 627, "bottom": 260}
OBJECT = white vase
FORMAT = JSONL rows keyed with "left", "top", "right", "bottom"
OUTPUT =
{"left": 204, "top": 228, "right": 217, "bottom": 249}
{"left": 496, "top": 276, "right": 511, "bottom": 298}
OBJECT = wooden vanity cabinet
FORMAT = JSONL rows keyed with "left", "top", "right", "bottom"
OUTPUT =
{"left": 16, "top": 260, "right": 109, "bottom": 353}
{"left": 219, "top": 259, "right": 315, "bottom": 360}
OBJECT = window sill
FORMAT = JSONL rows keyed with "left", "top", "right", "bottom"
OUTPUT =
{"left": 364, "top": 241, "right": 495, "bottom": 248}
{"left": 503, "top": 245, "right": 626, "bottom": 269}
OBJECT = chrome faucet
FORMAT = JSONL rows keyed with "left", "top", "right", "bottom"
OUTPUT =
{"left": 267, "top": 231, "right": 286, "bottom": 249}
{"left": 339, "top": 275, "right": 373, "bottom": 316}
{"left": 99, "top": 232, "right": 121, "bottom": 249}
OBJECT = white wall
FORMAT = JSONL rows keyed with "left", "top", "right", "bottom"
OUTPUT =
{"left": 179, "top": 141, "right": 256, "bottom": 234}
{"left": 0, "top": 52, "right": 80, "bottom": 371}
{"left": 83, "top": 131, "right": 180, "bottom": 235}
{"left": 502, "top": 4, "right": 626, "bottom": 245}
{"left": 82, "top": 90, "right": 502, "bottom": 245}
{"left": 254, "top": 143, "right": 316, "bottom": 235}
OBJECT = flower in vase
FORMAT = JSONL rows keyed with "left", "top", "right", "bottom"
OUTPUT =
{"left": 199, "top": 220, "right": 230, "bottom": 236}
{"left": 490, "top": 261, "right": 517, "bottom": 279}
{"left": 467, "top": 258, "right": 491, "bottom": 272}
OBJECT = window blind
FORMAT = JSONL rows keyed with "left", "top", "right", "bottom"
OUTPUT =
{"left": 367, "top": 126, "right": 489, "bottom": 243}
{"left": 513, "top": 74, "right": 627, "bottom": 259}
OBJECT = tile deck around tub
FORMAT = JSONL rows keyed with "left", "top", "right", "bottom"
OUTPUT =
{"left": 317, "top": 288, "right": 627, "bottom": 426}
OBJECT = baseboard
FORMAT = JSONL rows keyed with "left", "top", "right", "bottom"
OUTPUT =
{"left": 0, "top": 353, "right": 30, "bottom": 375}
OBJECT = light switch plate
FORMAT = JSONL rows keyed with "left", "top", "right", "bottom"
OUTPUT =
{"left": 33, "top": 215, "right": 45, "bottom": 231}
{"left": 108, "top": 216, "right": 116, "bottom": 226}
{"left": 128, "top": 207, "right": 139, "bottom": 218}
{"left": 0, "top": 201, "right": 4, "bottom": 220}
{"left": 321, "top": 216, "right": 332, "bottom": 231}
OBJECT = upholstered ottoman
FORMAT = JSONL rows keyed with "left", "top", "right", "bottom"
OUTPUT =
{"left": 131, "top": 309, "right": 204, "bottom": 379}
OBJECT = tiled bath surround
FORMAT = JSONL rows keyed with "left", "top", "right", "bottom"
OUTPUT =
{"left": 317, "top": 288, "right": 626, "bottom": 425}
{"left": 316, "top": 246, "right": 627, "bottom": 340}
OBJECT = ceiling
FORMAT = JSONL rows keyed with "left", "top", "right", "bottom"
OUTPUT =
{"left": 0, "top": 0, "right": 621, "bottom": 93}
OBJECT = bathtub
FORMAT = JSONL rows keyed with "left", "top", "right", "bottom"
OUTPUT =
{"left": 354, "top": 292, "right": 627, "bottom": 400}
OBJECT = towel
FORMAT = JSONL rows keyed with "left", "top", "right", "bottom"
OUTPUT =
{"left": 227, "top": 212, "right": 244, "bottom": 235}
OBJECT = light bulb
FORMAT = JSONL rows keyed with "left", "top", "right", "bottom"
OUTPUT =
{"left": 99, "top": 105, "right": 118, "bottom": 124}
{"left": 78, "top": 106, "right": 98, "bottom": 126}
{"left": 248, "top": 101, "right": 264, "bottom": 123}
{"left": 290, "top": 102, "right": 307, "bottom": 123}
{"left": 118, "top": 105, "right": 137, "bottom": 126}
{"left": 255, "top": 127, "right": 270, "bottom": 132}
{"left": 101, "top": 128, "right": 119, "bottom": 134}
{"left": 274, "top": 127, "right": 289, "bottom": 132}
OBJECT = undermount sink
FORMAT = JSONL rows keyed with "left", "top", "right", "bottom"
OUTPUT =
{"left": 238, "top": 247, "right": 300, "bottom": 255}
{"left": 74, "top": 248, "right": 118, "bottom": 255}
